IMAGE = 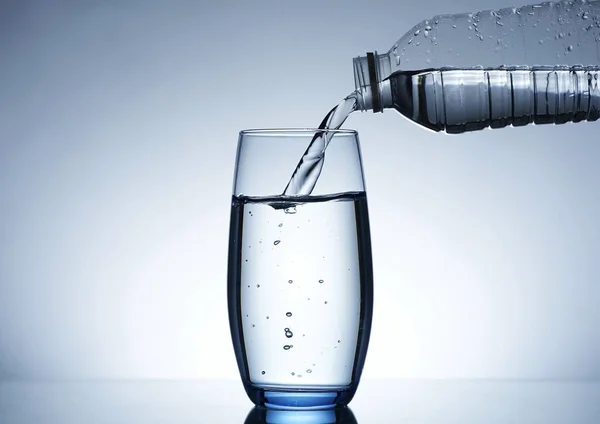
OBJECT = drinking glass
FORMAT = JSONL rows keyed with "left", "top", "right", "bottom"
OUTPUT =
{"left": 227, "top": 129, "right": 373, "bottom": 410}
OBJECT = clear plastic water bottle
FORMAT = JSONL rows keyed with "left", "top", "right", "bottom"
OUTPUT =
{"left": 354, "top": 0, "right": 600, "bottom": 133}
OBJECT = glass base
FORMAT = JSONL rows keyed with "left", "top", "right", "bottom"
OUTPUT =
{"left": 244, "top": 384, "right": 357, "bottom": 410}
{"left": 244, "top": 405, "right": 358, "bottom": 424}
{"left": 264, "top": 391, "right": 339, "bottom": 410}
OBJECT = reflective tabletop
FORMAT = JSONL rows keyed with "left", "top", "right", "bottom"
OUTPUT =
{"left": 1, "top": 379, "right": 599, "bottom": 423}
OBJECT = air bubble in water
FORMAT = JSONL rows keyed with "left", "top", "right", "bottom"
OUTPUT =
{"left": 256, "top": 284, "right": 260, "bottom": 288}
{"left": 291, "top": 372, "right": 295, "bottom": 376}
{"left": 307, "top": 369, "right": 312, "bottom": 374}
{"left": 266, "top": 316, "right": 270, "bottom": 319}
{"left": 262, "top": 371, "right": 266, "bottom": 375}
{"left": 278, "top": 223, "right": 283, "bottom": 227}
{"left": 288, "top": 279, "right": 293, "bottom": 284}
{"left": 324, "top": 301, "right": 328, "bottom": 304}
{"left": 283, "top": 345, "right": 292, "bottom": 350}
{"left": 286, "top": 312, "right": 292, "bottom": 317}
{"left": 285, "top": 328, "right": 293, "bottom": 338}
{"left": 318, "top": 279, "right": 324, "bottom": 284}
{"left": 273, "top": 240, "right": 281, "bottom": 245}
{"left": 338, "top": 340, "right": 341, "bottom": 343}
{"left": 284, "top": 206, "right": 296, "bottom": 214}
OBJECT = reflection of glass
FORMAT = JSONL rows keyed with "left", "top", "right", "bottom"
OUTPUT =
{"left": 244, "top": 406, "right": 358, "bottom": 424}
{"left": 228, "top": 129, "right": 374, "bottom": 409}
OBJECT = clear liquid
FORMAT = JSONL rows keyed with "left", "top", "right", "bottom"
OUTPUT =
{"left": 227, "top": 192, "right": 373, "bottom": 389}
{"left": 389, "top": 66, "right": 600, "bottom": 134}
{"left": 282, "top": 93, "right": 359, "bottom": 197}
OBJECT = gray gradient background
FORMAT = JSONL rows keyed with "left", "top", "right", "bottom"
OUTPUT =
{"left": 1, "top": 0, "right": 599, "bottom": 382}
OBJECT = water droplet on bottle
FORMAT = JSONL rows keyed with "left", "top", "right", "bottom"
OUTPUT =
{"left": 262, "top": 371, "right": 266, "bottom": 375}
{"left": 413, "top": 29, "right": 420, "bottom": 36}
{"left": 468, "top": 25, "right": 473, "bottom": 30}
{"left": 539, "top": 39, "right": 544, "bottom": 44}
{"left": 477, "top": 34, "right": 484, "bottom": 41}
{"left": 284, "top": 206, "right": 296, "bottom": 214}
{"left": 288, "top": 279, "right": 293, "bottom": 284}
{"left": 452, "top": 24, "right": 457, "bottom": 28}
{"left": 307, "top": 369, "right": 312, "bottom": 374}
{"left": 273, "top": 240, "right": 281, "bottom": 245}
{"left": 567, "top": 44, "right": 574, "bottom": 51}
{"left": 286, "top": 312, "right": 292, "bottom": 317}
{"left": 583, "top": 11, "right": 590, "bottom": 19}
{"left": 424, "top": 30, "right": 430, "bottom": 38}
{"left": 424, "top": 25, "right": 432, "bottom": 31}
{"left": 284, "top": 328, "right": 293, "bottom": 338}
{"left": 559, "top": 32, "right": 565, "bottom": 38}
{"left": 283, "top": 345, "right": 292, "bottom": 350}
{"left": 318, "top": 279, "right": 324, "bottom": 284}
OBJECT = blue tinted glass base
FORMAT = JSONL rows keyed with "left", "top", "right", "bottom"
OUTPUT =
{"left": 264, "top": 391, "right": 339, "bottom": 410}
{"left": 242, "top": 385, "right": 357, "bottom": 410}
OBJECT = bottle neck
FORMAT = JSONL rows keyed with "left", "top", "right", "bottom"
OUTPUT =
{"left": 353, "top": 52, "right": 392, "bottom": 113}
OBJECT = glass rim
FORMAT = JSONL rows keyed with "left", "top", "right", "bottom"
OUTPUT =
{"left": 239, "top": 128, "right": 358, "bottom": 136}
